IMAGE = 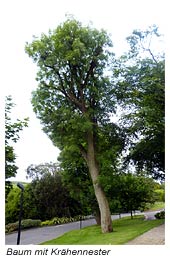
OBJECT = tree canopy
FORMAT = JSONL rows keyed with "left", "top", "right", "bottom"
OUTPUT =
{"left": 112, "top": 25, "right": 165, "bottom": 180}
{"left": 5, "top": 96, "right": 28, "bottom": 198}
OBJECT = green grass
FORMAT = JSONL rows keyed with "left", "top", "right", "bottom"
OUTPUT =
{"left": 41, "top": 215, "right": 164, "bottom": 245}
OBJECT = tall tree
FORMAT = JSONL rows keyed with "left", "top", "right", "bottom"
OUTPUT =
{"left": 112, "top": 25, "right": 165, "bottom": 180}
{"left": 25, "top": 18, "right": 119, "bottom": 233}
{"left": 5, "top": 96, "right": 28, "bottom": 198}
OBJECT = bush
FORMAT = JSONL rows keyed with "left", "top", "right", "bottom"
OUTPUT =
{"left": 41, "top": 215, "right": 86, "bottom": 226}
{"left": 5, "top": 219, "right": 41, "bottom": 233}
{"left": 41, "top": 220, "right": 54, "bottom": 226}
{"left": 21, "top": 219, "right": 41, "bottom": 229}
{"left": 155, "top": 210, "right": 165, "bottom": 219}
{"left": 5, "top": 222, "right": 19, "bottom": 233}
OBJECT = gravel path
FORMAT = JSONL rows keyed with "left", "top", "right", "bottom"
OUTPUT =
{"left": 125, "top": 224, "right": 165, "bottom": 245}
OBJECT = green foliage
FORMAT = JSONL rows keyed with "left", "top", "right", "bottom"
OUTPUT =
{"left": 41, "top": 215, "right": 85, "bottom": 226}
{"left": 113, "top": 26, "right": 164, "bottom": 180}
{"left": 155, "top": 211, "right": 165, "bottom": 219}
{"left": 5, "top": 222, "right": 19, "bottom": 233}
{"left": 103, "top": 173, "right": 156, "bottom": 215}
{"left": 21, "top": 219, "right": 41, "bottom": 228}
{"left": 147, "top": 201, "right": 165, "bottom": 211}
{"left": 154, "top": 189, "right": 165, "bottom": 202}
{"left": 25, "top": 18, "right": 118, "bottom": 154}
{"left": 5, "top": 96, "right": 28, "bottom": 198}
{"left": 5, "top": 166, "right": 83, "bottom": 224}
{"left": 41, "top": 220, "right": 54, "bottom": 226}
{"left": 58, "top": 148, "right": 98, "bottom": 216}
{"left": 5, "top": 183, "right": 37, "bottom": 224}
{"left": 5, "top": 186, "right": 20, "bottom": 224}
{"left": 26, "top": 164, "right": 83, "bottom": 220}
{"left": 26, "top": 162, "right": 59, "bottom": 179}
{"left": 5, "top": 219, "right": 41, "bottom": 233}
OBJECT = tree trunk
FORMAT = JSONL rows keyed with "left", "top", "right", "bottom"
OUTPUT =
{"left": 94, "top": 208, "right": 101, "bottom": 225}
{"left": 86, "top": 131, "right": 113, "bottom": 233}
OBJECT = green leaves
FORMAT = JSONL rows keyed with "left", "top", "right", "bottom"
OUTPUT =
{"left": 25, "top": 18, "right": 117, "bottom": 158}
{"left": 5, "top": 96, "right": 29, "bottom": 198}
{"left": 112, "top": 26, "right": 165, "bottom": 179}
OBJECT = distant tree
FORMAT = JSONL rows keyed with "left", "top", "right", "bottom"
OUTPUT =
{"left": 113, "top": 25, "right": 165, "bottom": 180}
{"left": 26, "top": 162, "right": 60, "bottom": 180}
{"left": 107, "top": 173, "right": 156, "bottom": 218}
{"left": 5, "top": 96, "right": 28, "bottom": 198}
{"left": 25, "top": 18, "right": 126, "bottom": 233}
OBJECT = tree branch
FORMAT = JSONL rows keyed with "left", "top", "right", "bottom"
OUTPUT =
{"left": 82, "top": 46, "right": 102, "bottom": 88}
{"left": 44, "top": 63, "right": 87, "bottom": 112}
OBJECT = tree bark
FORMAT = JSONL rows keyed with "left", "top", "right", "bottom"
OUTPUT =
{"left": 94, "top": 208, "right": 101, "bottom": 225}
{"left": 86, "top": 131, "right": 113, "bottom": 233}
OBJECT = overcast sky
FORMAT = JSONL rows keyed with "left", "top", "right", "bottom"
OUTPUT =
{"left": 1, "top": 0, "right": 166, "bottom": 182}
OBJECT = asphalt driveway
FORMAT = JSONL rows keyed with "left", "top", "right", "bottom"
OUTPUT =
{"left": 5, "top": 211, "right": 159, "bottom": 245}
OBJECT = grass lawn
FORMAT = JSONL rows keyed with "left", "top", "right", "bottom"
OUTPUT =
{"left": 41, "top": 215, "right": 164, "bottom": 245}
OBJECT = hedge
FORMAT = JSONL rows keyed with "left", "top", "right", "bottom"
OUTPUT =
{"left": 6, "top": 215, "right": 88, "bottom": 233}
{"left": 5, "top": 219, "right": 41, "bottom": 233}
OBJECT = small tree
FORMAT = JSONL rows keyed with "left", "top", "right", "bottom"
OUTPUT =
{"left": 108, "top": 173, "right": 156, "bottom": 218}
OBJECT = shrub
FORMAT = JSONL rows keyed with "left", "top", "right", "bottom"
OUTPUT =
{"left": 5, "top": 219, "right": 41, "bottom": 233}
{"left": 21, "top": 219, "right": 41, "bottom": 229}
{"left": 41, "top": 220, "right": 54, "bottom": 226}
{"left": 155, "top": 210, "right": 165, "bottom": 219}
{"left": 41, "top": 215, "right": 86, "bottom": 226}
{"left": 5, "top": 222, "right": 19, "bottom": 233}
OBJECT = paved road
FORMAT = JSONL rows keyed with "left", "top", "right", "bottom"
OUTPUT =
{"left": 5, "top": 218, "right": 96, "bottom": 245}
{"left": 5, "top": 211, "right": 158, "bottom": 245}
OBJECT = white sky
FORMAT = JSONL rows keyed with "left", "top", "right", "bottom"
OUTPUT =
{"left": 1, "top": 0, "right": 166, "bottom": 182}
